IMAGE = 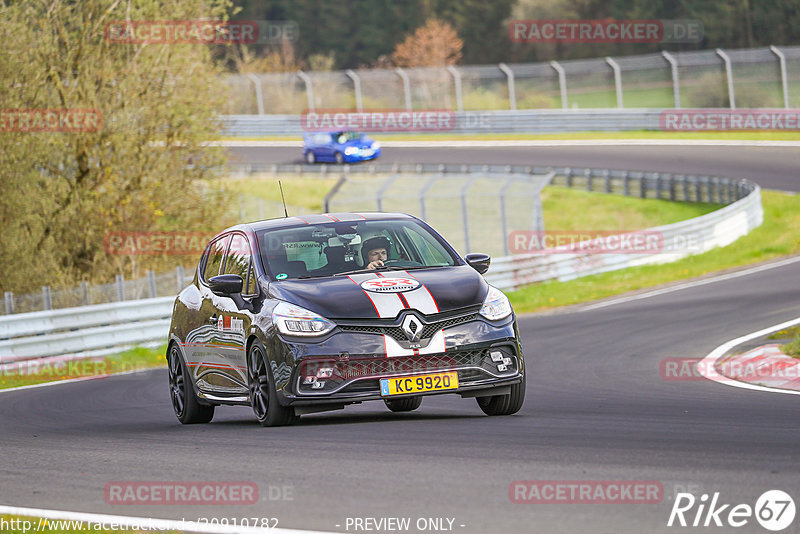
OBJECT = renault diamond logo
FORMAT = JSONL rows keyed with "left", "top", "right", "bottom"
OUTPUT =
{"left": 401, "top": 314, "right": 423, "bottom": 342}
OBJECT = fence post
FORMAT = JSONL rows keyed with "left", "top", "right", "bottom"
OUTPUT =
{"left": 498, "top": 177, "right": 516, "bottom": 256}
{"left": 770, "top": 46, "right": 790, "bottom": 109}
{"left": 81, "top": 281, "right": 89, "bottom": 306}
{"left": 147, "top": 270, "right": 157, "bottom": 298}
{"left": 460, "top": 176, "right": 479, "bottom": 253}
{"left": 668, "top": 174, "right": 676, "bottom": 201}
{"left": 395, "top": 67, "right": 412, "bottom": 111}
{"left": 498, "top": 63, "right": 517, "bottom": 111}
{"left": 603, "top": 169, "right": 611, "bottom": 193}
{"left": 4, "top": 291, "right": 14, "bottom": 314}
{"left": 654, "top": 173, "right": 662, "bottom": 200}
{"left": 245, "top": 73, "right": 265, "bottom": 115}
{"left": 623, "top": 171, "right": 630, "bottom": 196}
{"left": 640, "top": 174, "right": 648, "bottom": 198}
{"left": 446, "top": 66, "right": 464, "bottom": 112}
{"left": 42, "top": 286, "right": 52, "bottom": 310}
{"left": 345, "top": 69, "right": 363, "bottom": 112}
{"left": 715, "top": 49, "right": 736, "bottom": 109}
{"left": 605, "top": 57, "right": 624, "bottom": 108}
{"left": 296, "top": 70, "right": 314, "bottom": 112}
{"left": 662, "top": 51, "right": 681, "bottom": 108}
{"left": 115, "top": 275, "right": 125, "bottom": 301}
{"left": 585, "top": 168, "right": 592, "bottom": 192}
{"left": 550, "top": 61, "right": 568, "bottom": 109}
{"left": 565, "top": 167, "right": 573, "bottom": 188}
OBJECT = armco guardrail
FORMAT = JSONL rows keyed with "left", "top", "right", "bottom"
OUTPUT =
{"left": 0, "top": 163, "right": 762, "bottom": 364}
{"left": 0, "top": 297, "right": 173, "bottom": 366}
{"left": 221, "top": 109, "right": 667, "bottom": 136}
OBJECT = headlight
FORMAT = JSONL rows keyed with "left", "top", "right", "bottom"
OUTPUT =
{"left": 273, "top": 302, "right": 335, "bottom": 337}
{"left": 343, "top": 146, "right": 358, "bottom": 155}
{"left": 479, "top": 286, "right": 512, "bottom": 321}
{"left": 372, "top": 142, "right": 381, "bottom": 150}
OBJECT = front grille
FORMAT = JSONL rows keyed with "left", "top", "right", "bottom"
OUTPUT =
{"left": 339, "top": 313, "right": 478, "bottom": 342}
{"left": 296, "top": 346, "right": 518, "bottom": 395}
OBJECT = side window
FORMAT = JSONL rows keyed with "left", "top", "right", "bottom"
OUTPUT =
{"left": 223, "top": 233, "right": 257, "bottom": 295}
{"left": 202, "top": 235, "right": 229, "bottom": 282}
{"left": 404, "top": 227, "right": 449, "bottom": 265}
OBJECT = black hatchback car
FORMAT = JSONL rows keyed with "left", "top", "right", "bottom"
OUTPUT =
{"left": 167, "top": 213, "right": 525, "bottom": 426}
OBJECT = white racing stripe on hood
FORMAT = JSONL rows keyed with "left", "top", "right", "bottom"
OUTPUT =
{"left": 347, "top": 273, "right": 405, "bottom": 319}
{"left": 376, "top": 270, "right": 439, "bottom": 315}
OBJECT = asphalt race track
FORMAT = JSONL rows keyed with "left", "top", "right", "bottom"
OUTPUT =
{"left": 228, "top": 144, "right": 800, "bottom": 192}
{"left": 2, "top": 144, "right": 799, "bottom": 533}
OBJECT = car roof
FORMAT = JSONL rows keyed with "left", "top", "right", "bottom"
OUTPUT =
{"left": 221, "top": 212, "right": 416, "bottom": 235}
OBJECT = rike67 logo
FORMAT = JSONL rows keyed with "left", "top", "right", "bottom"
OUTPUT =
{"left": 668, "top": 490, "right": 796, "bottom": 531}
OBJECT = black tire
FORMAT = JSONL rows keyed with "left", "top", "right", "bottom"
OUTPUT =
{"left": 305, "top": 151, "right": 316, "bottom": 164}
{"left": 168, "top": 343, "right": 215, "bottom": 424}
{"left": 334, "top": 151, "right": 344, "bottom": 164}
{"left": 384, "top": 396, "right": 422, "bottom": 412}
{"left": 476, "top": 374, "right": 526, "bottom": 416}
{"left": 247, "top": 340, "right": 299, "bottom": 427}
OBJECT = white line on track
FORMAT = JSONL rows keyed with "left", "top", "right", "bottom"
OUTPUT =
{"left": 0, "top": 367, "right": 156, "bottom": 395}
{"left": 0, "top": 504, "right": 329, "bottom": 534}
{"left": 580, "top": 255, "right": 800, "bottom": 312}
{"left": 211, "top": 140, "right": 800, "bottom": 148}
{"left": 697, "top": 316, "right": 800, "bottom": 396}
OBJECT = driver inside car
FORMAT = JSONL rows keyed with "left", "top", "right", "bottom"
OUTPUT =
{"left": 361, "top": 236, "right": 391, "bottom": 270}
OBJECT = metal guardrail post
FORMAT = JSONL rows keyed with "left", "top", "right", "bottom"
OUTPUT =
{"left": 5, "top": 291, "right": 14, "bottom": 314}
{"left": 460, "top": 176, "right": 479, "bottom": 253}
{"left": 323, "top": 175, "right": 347, "bottom": 212}
{"left": 605, "top": 57, "right": 624, "bottom": 108}
{"left": 662, "top": 51, "right": 681, "bottom": 109}
{"left": 245, "top": 73, "right": 265, "bottom": 115}
{"left": 376, "top": 175, "right": 400, "bottom": 211}
{"left": 550, "top": 61, "right": 568, "bottom": 109}
{"left": 147, "top": 270, "right": 157, "bottom": 298}
{"left": 345, "top": 69, "right": 363, "bottom": 112}
{"left": 640, "top": 174, "right": 647, "bottom": 199}
{"left": 446, "top": 66, "right": 464, "bottom": 112}
{"left": 603, "top": 169, "right": 611, "bottom": 193}
{"left": 395, "top": 67, "right": 412, "bottom": 111}
{"left": 770, "top": 46, "right": 790, "bottom": 109}
{"left": 623, "top": 171, "right": 630, "bottom": 196}
{"left": 585, "top": 168, "right": 592, "bottom": 192}
{"left": 81, "top": 281, "right": 89, "bottom": 306}
{"left": 715, "top": 49, "right": 736, "bottom": 109}
{"left": 115, "top": 275, "right": 125, "bottom": 302}
{"left": 498, "top": 63, "right": 517, "bottom": 111}
{"left": 498, "top": 177, "right": 516, "bottom": 256}
{"left": 419, "top": 174, "right": 441, "bottom": 221}
{"left": 176, "top": 266, "right": 185, "bottom": 293}
{"left": 42, "top": 286, "right": 52, "bottom": 310}
{"left": 668, "top": 174, "right": 676, "bottom": 201}
{"left": 296, "top": 70, "right": 314, "bottom": 112}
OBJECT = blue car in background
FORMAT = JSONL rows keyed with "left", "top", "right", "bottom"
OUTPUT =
{"left": 303, "top": 131, "right": 381, "bottom": 164}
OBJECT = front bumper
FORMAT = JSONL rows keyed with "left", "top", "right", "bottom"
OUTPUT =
{"left": 343, "top": 147, "right": 381, "bottom": 163}
{"left": 281, "top": 341, "right": 523, "bottom": 406}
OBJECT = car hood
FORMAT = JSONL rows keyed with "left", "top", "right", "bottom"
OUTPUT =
{"left": 267, "top": 265, "right": 487, "bottom": 319}
{"left": 341, "top": 136, "right": 373, "bottom": 148}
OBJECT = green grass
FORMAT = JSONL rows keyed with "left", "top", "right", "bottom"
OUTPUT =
{"left": 767, "top": 326, "right": 800, "bottom": 340}
{"left": 542, "top": 186, "right": 718, "bottom": 230}
{"left": 784, "top": 337, "right": 800, "bottom": 357}
{"left": 508, "top": 190, "right": 800, "bottom": 313}
{"left": 219, "top": 175, "right": 339, "bottom": 213}
{"left": 0, "top": 345, "right": 166, "bottom": 390}
{"left": 219, "top": 130, "right": 800, "bottom": 142}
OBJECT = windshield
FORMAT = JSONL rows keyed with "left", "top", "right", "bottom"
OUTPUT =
{"left": 257, "top": 219, "right": 457, "bottom": 280}
{"left": 334, "top": 131, "right": 361, "bottom": 143}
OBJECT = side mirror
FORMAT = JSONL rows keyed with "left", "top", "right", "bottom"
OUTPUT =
{"left": 465, "top": 253, "right": 491, "bottom": 274}
{"left": 208, "top": 274, "right": 243, "bottom": 296}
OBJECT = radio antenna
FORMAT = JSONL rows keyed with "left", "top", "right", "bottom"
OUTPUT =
{"left": 278, "top": 180, "right": 289, "bottom": 218}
